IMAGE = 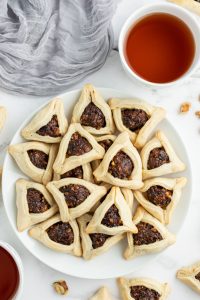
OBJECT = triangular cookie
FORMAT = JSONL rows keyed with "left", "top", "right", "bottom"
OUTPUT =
{"left": 134, "top": 177, "right": 187, "bottom": 224}
{"left": 177, "top": 261, "right": 200, "bottom": 294}
{"left": 124, "top": 206, "right": 175, "bottom": 260}
{"left": 78, "top": 214, "right": 124, "bottom": 260}
{"left": 29, "top": 214, "right": 81, "bottom": 256}
{"left": 53, "top": 123, "right": 105, "bottom": 175}
{"left": 118, "top": 277, "right": 170, "bottom": 300}
{"left": 93, "top": 132, "right": 143, "bottom": 189}
{"left": 86, "top": 186, "right": 138, "bottom": 236}
{"left": 71, "top": 84, "right": 115, "bottom": 135}
{"left": 140, "top": 130, "right": 185, "bottom": 180}
{"left": 47, "top": 178, "right": 107, "bottom": 222}
{"left": 9, "top": 142, "right": 57, "bottom": 184}
{"left": 109, "top": 97, "right": 166, "bottom": 148}
{"left": 21, "top": 98, "right": 68, "bottom": 143}
{"left": 0, "top": 106, "right": 6, "bottom": 132}
{"left": 90, "top": 287, "right": 113, "bottom": 300}
{"left": 16, "top": 178, "right": 58, "bottom": 232}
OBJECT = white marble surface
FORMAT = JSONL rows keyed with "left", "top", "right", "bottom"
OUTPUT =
{"left": 0, "top": 0, "right": 200, "bottom": 299}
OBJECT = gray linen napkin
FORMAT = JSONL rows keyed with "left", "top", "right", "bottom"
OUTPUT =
{"left": 0, "top": 0, "right": 116, "bottom": 96}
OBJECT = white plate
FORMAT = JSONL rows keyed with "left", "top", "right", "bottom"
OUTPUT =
{"left": 2, "top": 88, "right": 192, "bottom": 279}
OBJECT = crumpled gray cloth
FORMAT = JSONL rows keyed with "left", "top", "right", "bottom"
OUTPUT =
{"left": 0, "top": 0, "right": 116, "bottom": 96}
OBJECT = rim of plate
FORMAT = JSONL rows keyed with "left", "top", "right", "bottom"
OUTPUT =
{"left": 2, "top": 87, "right": 193, "bottom": 279}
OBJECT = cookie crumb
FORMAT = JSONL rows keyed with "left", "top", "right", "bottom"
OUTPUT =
{"left": 195, "top": 111, "right": 200, "bottom": 118}
{"left": 53, "top": 280, "right": 68, "bottom": 296}
{"left": 180, "top": 102, "right": 191, "bottom": 113}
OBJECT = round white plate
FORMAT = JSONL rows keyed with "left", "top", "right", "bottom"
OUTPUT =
{"left": 2, "top": 88, "right": 192, "bottom": 279}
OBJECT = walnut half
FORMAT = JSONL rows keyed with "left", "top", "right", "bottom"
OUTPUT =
{"left": 53, "top": 280, "right": 69, "bottom": 296}
{"left": 195, "top": 111, "right": 200, "bottom": 118}
{"left": 180, "top": 102, "right": 191, "bottom": 113}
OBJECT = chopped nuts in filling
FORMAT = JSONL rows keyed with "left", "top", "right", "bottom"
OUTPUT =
{"left": 98, "top": 139, "right": 113, "bottom": 152}
{"left": 27, "top": 188, "right": 50, "bottom": 213}
{"left": 89, "top": 233, "right": 110, "bottom": 249}
{"left": 101, "top": 204, "right": 123, "bottom": 228}
{"left": 47, "top": 221, "right": 74, "bottom": 245}
{"left": 195, "top": 272, "right": 200, "bottom": 282}
{"left": 27, "top": 149, "right": 49, "bottom": 169}
{"left": 108, "top": 151, "right": 134, "bottom": 179}
{"left": 36, "top": 115, "right": 61, "bottom": 137}
{"left": 59, "top": 184, "right": 90, "bottom": 208}
{"left": 67, "top": 132, "right": 92, "bottom": 156}
{"left": 80, "top": 102, "right": 106, "bottom": 129}
{"left": 147, "top": 147, "right": 169, "bottom": 170}
{"left": 133, "top": 221, "right": 163, "bottom": 246}
{"left": 61, "top": 166, "right": 83, "bottom": 179}
{"left": 122, "top": 108, "right": 149, "bottom": 132}
{"left": 146, "top": 185, "right": 173, "bottom": 210}
{"left": 130, "top": 285, "right": 160, "bottom": 300}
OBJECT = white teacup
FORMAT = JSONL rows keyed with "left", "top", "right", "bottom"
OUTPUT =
{"left": 118, "top": 2, "right": 200, "bottom": 88}
{"left": 0, "top": 241, "right": 23, "bottom": 300}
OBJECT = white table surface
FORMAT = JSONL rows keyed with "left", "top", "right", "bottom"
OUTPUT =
{"left": 0, "top": 0, "right": 200, "bottom": 299}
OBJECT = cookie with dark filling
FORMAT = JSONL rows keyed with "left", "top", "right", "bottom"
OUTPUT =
{"left": 93, "top": 132, "right": 143, "bottom": 190}
{"left": 177, "top": 261, "right": 200, "bottom": 295}
{"left": 89, "top": 233, "right": 110, "bottom": 249}
{"left": 27, "top": 188, "right": 50, "bottom": 213}
{"left": 16, "top": 179, "right": 58, "bottom": 232}
{"left": 29, "top": 214, "right": 82, "bottom": 256}
{"left": 28, "top": 149, "right": 49, "bottom": 169}
{"left": 146, "top": 185, "right": 172, "bottom": 210}
{"left": 101, "top": 204, "right": 123, "bottom": 228}
{"left": 86, "top": 186, "right": 137, "bottom": 236}
{"left": 59, "top": 184, "right": 90, "bottom": 208}
{"left": 21, "top": 99, "right": 68, "bottom": 143}
{"left": 67, "top": 132, "right": 92, "bottom": 156}
{"left": 80, "top": 102, "right": 106, "bottom": 129}
{"left": 122, "top": 108, "right": 149, "bottom": 132}
{"left": 108, "top": 151, "right": 134, "bottom": 180}
{"left": 134, "top": 177, "right": 187, "bottom": 225}
{"left": 147, "top": 147, "right": 170, "bottom": 170}
{"left": 141, "top": 131, "right": 185, "bottom": 180}
{"left": 133, "top": 221, "right": 163, "bottom": 246}
{"left": 109, "top": 97, "right": 166, "bottom": 148}
{"left": 124, "top": 207, "right": 176, "bottom": 260}
{"left": 47, "top": 221, "right": 74, "bottom": 245}
{"left": 118, "top": 277, "right": 170, "bottom": 300}
{"left": 9, "top": 142, "right": 57, "bottom": 184}
{"left": 47, "top": 178, "right": 107, "bottom": 222}
{"left": 36, "top": 115, "right": 61, "bottom": 137}
{"left": 130, "top": 285, "right": 160, "bottom": 300}
{"left": 71, "top": 84, "right": 114, "bottom": 135}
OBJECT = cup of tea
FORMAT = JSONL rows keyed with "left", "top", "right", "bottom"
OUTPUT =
{"left": 119, "top": 3, "right": 200, "bottom": 87}
{"left": 0, "top": 241, "right": 23, "bottom": 299}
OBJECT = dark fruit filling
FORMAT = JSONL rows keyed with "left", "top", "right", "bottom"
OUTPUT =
{"left": 59, "top": 184, "right": 90, "bottom": 208}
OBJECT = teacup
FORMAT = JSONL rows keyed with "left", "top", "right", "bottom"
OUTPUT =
{"left": 119, "top": 3, "right": 200, "bottom": 88}
{"left": 0, "top": 241, "right": 23, "bottom": 300}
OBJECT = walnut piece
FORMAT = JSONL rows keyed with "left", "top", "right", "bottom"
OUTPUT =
{"left": 53, "top": 280, "right": 69, "bottom": 296}
{"left": 195, "top": 111, "right": 200, "bottom": 118}
{"left": 180, "top": 102, "right": 191, "bottom": 113}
